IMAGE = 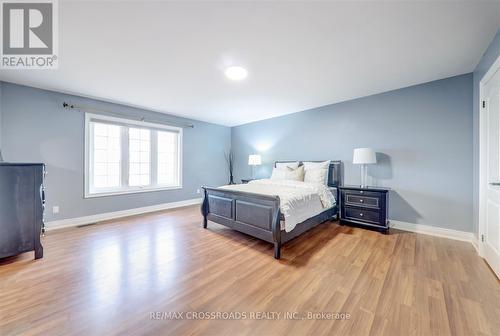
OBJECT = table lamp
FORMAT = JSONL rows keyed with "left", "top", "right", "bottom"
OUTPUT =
{"left": 248, "top": 154, "right": 262, "bottom": 179}
{"left": 353, "top": 148, "right": 376, "bottom": 187}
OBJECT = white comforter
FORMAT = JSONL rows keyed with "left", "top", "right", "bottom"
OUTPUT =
{"left": 219, "top": 179, "right": 335, "bottom": 232}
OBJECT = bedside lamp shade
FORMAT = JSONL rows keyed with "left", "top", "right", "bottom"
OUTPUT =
{"left": 353, "top": 148, "right": 376, "bottom": 165}
{"left": 353, "top": 148, "right": 376, "bottom": 187}
{"left": 248, "top": 154, "right": 262, "bottom": 166}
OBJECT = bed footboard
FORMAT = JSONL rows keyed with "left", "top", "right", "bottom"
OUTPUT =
{"left": 201, "top": 186, "right": 282, "bottom": 259}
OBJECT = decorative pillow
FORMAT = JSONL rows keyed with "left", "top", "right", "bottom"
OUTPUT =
{"left": 303, "top": 160, "right": 330, "bottom": 185}
{"left": 275, "top": 161, "right": 300, "bottom": 170}
{"left": 304, "top": 168, "right": 328, "bottom": 185}
{"left": 271, "top": 165, "right": 304, "bottom": 181}
{"left": 303, "top": 160, "right": 330, "bottom": 171}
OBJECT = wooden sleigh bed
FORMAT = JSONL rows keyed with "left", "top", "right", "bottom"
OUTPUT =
{"left": 201, "top": 161, "right": 343, "bottom": 259}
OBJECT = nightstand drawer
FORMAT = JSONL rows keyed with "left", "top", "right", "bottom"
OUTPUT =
{"left": 345, "top": 194, "right": 380, "bottom": 208}
{"left": 344, "top": 207, "right": 380, "bottom": 225}
{"left": 343, "top": 189, "right": 381, "bottom": 198}
{"left": 339, "top": 186, "right": 389, "bottom": 232}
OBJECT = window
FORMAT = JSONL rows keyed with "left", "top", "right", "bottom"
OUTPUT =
{"left": 157, "top": 131, "right": 179, "bottom": 185}
{"left": 92, "top": 123, "right": 121, "bottom": 189}
{"left": 129, "top": 128, "right": 151, "bottom": 187}
{"left": 85, "top": 113, "right": 182, "bottom": 197}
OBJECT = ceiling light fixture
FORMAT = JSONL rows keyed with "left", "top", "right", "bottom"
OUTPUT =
{"left": 224, "top": 66, "right": 248, "bottom": 81}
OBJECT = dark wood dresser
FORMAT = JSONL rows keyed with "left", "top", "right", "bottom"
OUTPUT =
{"left": 0, "top": 163, "right": 45, "bottom": 260}
{"left": 339, "top": 186, "right": 389, "bottom": 233}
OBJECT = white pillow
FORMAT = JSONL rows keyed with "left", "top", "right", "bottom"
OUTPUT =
{"left": 303, "top": 160, "right": 330, "bottom": 171}
{"left": 271, "top": 165, "right": 304, "bottom": 181}
{"left": 275, "top": 161, "right": 299, "bottom": 170}
{"left": 304, "top": 168, "right": 328, "bottom": 185}
{"left": 303, "top": 161, "right": 330, "bottom": 185}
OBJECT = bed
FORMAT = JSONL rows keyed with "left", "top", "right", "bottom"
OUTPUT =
{"left": 201, "top": 160, "right": 343, "bottom": 259}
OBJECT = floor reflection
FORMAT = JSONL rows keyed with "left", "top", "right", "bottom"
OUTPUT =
{"left": 87, "top": 221, "right": 182, "bottom": 315}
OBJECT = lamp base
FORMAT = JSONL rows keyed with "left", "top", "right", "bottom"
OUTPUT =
{"left": 360, "top": 164, "right": 368, "bottom": 188}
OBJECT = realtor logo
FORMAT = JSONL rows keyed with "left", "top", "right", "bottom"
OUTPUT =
{"left": 1, "top": 0, "right": 58, "bottom": 68}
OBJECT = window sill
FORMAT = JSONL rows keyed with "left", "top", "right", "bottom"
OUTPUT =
{"left": 84, "top": 185, "right": 182, "bottom": 198}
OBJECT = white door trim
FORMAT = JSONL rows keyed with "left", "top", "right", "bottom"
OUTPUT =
{"left": 479, "top": 54, "right": 500, "bottom": 258}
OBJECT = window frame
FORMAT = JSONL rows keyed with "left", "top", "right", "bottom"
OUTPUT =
{"left": 84, "top": 113, "right": 183, "bottom": 198}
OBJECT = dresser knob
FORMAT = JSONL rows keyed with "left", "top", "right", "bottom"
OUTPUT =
{"left": 360, "top": 213, "right": 363, "bottom": 217}
{"left": 360, "top": 199, "right": 364, "bottom": 203}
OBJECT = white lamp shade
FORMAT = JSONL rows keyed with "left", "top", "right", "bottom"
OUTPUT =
{"left": 353, "top": 148, "right": 377, "bottom": 165}
{"left": 248, "top": 154, "right": 262, "bottom": 166}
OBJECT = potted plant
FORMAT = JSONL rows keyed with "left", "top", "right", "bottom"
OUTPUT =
{"left": 225, "top": 150, "right": 235, "bottom": 184}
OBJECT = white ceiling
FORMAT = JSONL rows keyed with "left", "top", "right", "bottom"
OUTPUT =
{"left": 1, "top": 1, "right": 499, "bottom": 126}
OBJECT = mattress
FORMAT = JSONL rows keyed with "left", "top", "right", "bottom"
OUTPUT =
{"left": 219, "top": 179, "right": 336, "bottom": 232}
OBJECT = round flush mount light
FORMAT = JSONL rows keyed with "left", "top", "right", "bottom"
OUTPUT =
{"left": 224, "top": 66, "right": 248, "bottom": 81}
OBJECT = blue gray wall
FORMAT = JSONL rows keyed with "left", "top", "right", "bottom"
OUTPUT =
{"left": 0, "top": 82, "right": 231, "bottom": 222}
{"left": 0, "top": 82, "right": 2, "bottom": 152}
{"left": 232, "top": 74, "right": 473, "bottom": 232}
{"left": 472, "top": 29, "right": 500, "bottom": 239}
{"left": 0, "top": 72, "right": 478, "bottom": 232}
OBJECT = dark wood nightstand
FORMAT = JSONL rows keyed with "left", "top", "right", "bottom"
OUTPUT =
{"left": 339, "top": 186, "right": 390, "bottom": 233}
{"left": 241, "top": 178, "right": 254, "bottom": 184}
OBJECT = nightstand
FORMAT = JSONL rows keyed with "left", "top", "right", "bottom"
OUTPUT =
{"left": 339, "top": 186, "right": 390, "bottom": 233}
{"left": 241, "top": 178, "right": 254, "bottom": 184}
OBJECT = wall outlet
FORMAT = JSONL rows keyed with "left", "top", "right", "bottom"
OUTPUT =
{"left": 52, "top": 206, "right": 60, "bottom": 214}
{"left": 196, "top": 189, "right": 201, "bottom": 194}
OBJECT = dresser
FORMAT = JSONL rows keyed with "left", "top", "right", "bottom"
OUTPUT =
{"left": 339, "top": 186, "right": 389, "bottom": 233}
{"left": 0, "top": 163, "right": 45, "bottom": 260}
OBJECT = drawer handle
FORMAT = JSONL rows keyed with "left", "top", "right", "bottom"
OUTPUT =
{"left": 360, "top": 199, "right": 364, "bottom": 203}
{"left": 359, "top": 213, "right": 364, "bottom": 217}
{"left": 360, "top": 191, "right": 364, "bottom": 194}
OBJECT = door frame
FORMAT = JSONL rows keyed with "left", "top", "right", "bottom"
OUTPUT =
{"left": 479, "top": 54, "right": 500, "bottom": 257}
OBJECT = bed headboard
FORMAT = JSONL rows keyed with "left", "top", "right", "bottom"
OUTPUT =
{"left": 274, "top": 160, "right": 343, "bottom": 187}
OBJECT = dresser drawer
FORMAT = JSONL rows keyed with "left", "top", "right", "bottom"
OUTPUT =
{"left": 344, "top": 207, "right": 381, "bottom": 225}
{"left": 345, "top": 194, "right": 380, "bottom": 208}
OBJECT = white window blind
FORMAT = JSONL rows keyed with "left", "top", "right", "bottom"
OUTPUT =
{"left": 85, "top": 113, "right": 182, "bottom": 197}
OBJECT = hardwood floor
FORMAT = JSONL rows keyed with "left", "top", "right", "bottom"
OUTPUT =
{"left": 0, "top": 205, "right": 499, "bottom": 336}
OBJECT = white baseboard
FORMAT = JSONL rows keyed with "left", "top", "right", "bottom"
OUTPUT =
{"left": 471, "top": 239, "right": 480, "bottom": 254}
{"left": 45, "top": 198, "right": 202, "bottom": 231}
{"left": 46, "top": 205, "right": 477, "bottom": 248}
{"left": 390, "top": 220, "right": 474, "bottom": 243}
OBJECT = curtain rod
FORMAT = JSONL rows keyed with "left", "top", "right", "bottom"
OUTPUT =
{"left": 62, "top": 102, "right": 194, "bottom": 128}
